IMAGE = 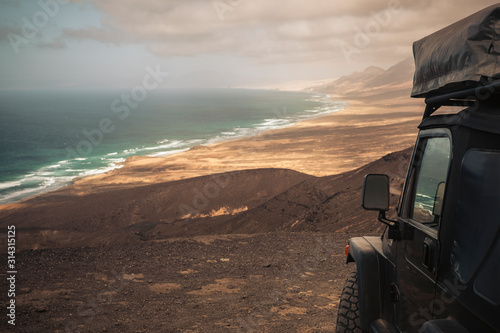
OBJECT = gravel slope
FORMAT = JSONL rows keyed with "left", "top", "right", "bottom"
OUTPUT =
{"left": 1, "top": 232, "right": 361, "bottom": 332}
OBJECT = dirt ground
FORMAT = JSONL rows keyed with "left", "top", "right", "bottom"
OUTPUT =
{"left": 1, "top": 232, "right": 359, "bottom": 333}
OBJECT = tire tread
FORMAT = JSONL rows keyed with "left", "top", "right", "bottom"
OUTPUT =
{"left": 335, "top": 271, "right": 366, "bottom": 333}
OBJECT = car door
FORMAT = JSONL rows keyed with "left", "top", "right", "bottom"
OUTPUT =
{"left": 396, "top": 129, "right": 452, "bottom": 332}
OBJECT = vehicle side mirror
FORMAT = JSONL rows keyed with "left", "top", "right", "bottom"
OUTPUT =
{"left": 362, "top": 174, "right": 390, "bottom": 211}
{"left": 433, "top": 182, "right": 446, "bottom": 217}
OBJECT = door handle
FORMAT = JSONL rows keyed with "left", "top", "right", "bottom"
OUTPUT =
{"left": 422, "top": 237, "right": 434, "bottom": 271}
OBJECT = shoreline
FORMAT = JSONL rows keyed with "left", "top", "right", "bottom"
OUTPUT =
{"left": 66, "top": 93, "right": 422, "bottom": 191}
{"left": 0, "top": 89, "right": 423, "bottom": 212}
{"left": 0, "top": 90, "right": 343, "bottom": 207}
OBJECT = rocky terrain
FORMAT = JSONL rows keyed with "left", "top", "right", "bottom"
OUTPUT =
{"left": 3, "top": 232, "right": 354, "bottom": 332}
{"left": 0, "top": 148, "right": 412, "bottom": 332}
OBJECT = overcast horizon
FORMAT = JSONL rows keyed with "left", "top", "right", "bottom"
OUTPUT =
{"left": 0, "top": 0, "right": 497, "bottom": 91}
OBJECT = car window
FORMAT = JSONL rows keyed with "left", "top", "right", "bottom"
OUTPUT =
{"left": 452, "top": 150, "right": 500, "bottom": 284}
{"left": 410, "top": 137, "right": 451, "bottom": 228}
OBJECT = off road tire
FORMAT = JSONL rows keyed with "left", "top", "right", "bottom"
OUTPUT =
{"left": 335, "top": 271, "right": 366, "bottom": 333}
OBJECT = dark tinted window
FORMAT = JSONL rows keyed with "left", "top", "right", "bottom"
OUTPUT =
{"left": 475, "top": 236, "right": 500, "bottom": 305}
{"left": 451, "top": 150, "right": 500, "bottom": 283}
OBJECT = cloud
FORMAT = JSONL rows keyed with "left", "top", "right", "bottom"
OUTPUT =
{"left": 63, "top": 26, "right": 131, "bottom": 44}
{"left": 35, "top": 38, "right": 66, "bottom": 49}
{"left": 57, "top": 0, "right": 500, "bottom": 74}
{"left": 0, "top": 25, "right": 20, "bottom": 42}
{"left": 1, "top": 0, "right": 497, "bottom": 90}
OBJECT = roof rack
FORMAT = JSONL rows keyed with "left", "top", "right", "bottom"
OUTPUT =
{"left": 422, "top": 79, "right": 500, "bottom": 119}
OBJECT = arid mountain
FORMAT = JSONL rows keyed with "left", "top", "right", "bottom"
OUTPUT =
{"left": 309, "top": 57, "right": 415, "bottom": 98}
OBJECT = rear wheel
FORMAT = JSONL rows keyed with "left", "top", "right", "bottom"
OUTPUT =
{"left": 336, "top": 271, "right": 366, "bottom": 333}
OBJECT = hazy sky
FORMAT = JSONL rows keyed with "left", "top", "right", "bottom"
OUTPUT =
{"left": 0, "top": 0, "right": 497, "bottom": 90}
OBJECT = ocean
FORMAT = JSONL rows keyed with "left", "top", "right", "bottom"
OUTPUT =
{"left": 0, "top": 88, "right": 346, "bottom": 204}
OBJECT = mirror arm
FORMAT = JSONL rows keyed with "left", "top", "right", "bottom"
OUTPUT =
{"left": 378, "top": 211, "right": 399, "bottom": 227}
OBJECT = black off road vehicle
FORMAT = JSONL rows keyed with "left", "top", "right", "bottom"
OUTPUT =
{"left": 336, "top": 5, "right": 500, "bottom": 333}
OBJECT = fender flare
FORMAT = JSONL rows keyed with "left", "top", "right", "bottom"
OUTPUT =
{"left": 346, "top": 236, "right": 384, "bottom": 331}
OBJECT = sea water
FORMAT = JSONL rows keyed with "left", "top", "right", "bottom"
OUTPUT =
{"left": 0, "top": 88, "right": 346, "bottom": 204}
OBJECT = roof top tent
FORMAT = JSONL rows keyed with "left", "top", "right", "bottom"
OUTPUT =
{"left": 412, "top": 4, "right": 500, "bottom": 119}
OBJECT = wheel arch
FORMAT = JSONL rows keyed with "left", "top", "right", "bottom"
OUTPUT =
{"left": 346, "top": 236, "right": 384, "bottom": 331}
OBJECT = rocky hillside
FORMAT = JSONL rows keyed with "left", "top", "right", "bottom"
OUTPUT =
{"left": 0, "top": 148, "right": 412, "bottom": 251}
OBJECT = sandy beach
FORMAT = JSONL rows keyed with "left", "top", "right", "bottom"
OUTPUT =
{"left": 3, "top": 93, "right": 422, "bottom": 204}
